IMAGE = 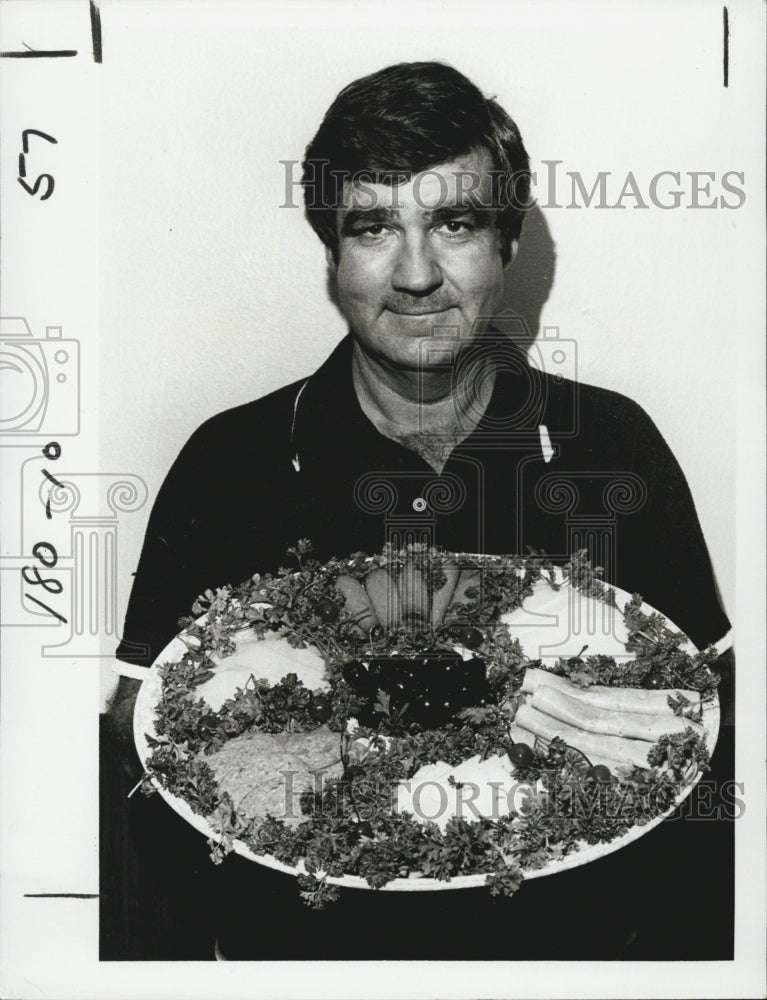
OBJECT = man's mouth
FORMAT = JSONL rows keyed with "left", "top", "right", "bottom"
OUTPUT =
{"left": 386, "top": 305, "right": 455, "bottom": 317}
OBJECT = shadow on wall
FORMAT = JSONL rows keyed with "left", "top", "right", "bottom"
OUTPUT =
{"left": 501, "top": 204, "right": 557, "bottom": 352}
{"left": 324, "top": 203, "right": 556, "bottom": 356}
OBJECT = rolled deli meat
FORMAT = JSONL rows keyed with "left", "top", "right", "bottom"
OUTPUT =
{"left": 531, "top": 685, "right": 704, "bottom": 742}
{"left": 514, "top": 704, "right": 655, "bottom": 770}
{"left": 521, "top": 667, "right": 700, "bottom": 715}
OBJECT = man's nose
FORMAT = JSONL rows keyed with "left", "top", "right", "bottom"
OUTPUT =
{"left": 390, "top": 234, "right": 443, "bottom": 295}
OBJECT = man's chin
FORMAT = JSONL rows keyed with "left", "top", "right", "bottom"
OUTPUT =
{"left": 358, "top": 338, "right": 468, "bottom": 377}
{"left": 386, "top": 313, "right": 468, "bottom": 345}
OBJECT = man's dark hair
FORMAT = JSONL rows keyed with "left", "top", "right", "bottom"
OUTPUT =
{"left": 302, "top": 61, "right": 531, "bottom": 264}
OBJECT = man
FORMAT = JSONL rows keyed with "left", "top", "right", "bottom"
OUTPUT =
{"left": 104, "top": 61, "right": 733, "bottom": 960}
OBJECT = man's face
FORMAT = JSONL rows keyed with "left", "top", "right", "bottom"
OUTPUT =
{"left": 330, "top": 148, "right": 510, "bottom": 373}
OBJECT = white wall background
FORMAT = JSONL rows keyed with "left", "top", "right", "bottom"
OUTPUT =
{"left": 99, "top": 0, "right": 762, "bottom": 677}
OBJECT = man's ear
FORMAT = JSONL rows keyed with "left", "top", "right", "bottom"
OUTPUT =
{"left": 325, "top": 246, "right": 337, "bottom": 271}
{"left": 504, "top": 238, "right": 519, "bottom": 269}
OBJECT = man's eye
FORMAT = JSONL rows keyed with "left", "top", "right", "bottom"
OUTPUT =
{"left": 353, "top": 224, "right": 389, "bottom": 239}
{"left": 437, "top": 220, "right": 474, "bottom": 237}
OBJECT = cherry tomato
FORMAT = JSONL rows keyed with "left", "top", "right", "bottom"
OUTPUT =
{"left": 643, "top": 672, "right": 666, "bottom": 689}
{"left": 587, "top": 764, "right": 612, "bottom": 782}
{"left": 458, "top": 626, "right": 484, "bottom": 650}
{"left": 315, "top": 598, "right": 339, "bottom": 623}
{"left": 508, "top": 743, "right": 535, "bottom": 768}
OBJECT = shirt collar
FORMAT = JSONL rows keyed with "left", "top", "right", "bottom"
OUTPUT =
{"left": 292, "top": 332, "right": 553, "bottom": 471}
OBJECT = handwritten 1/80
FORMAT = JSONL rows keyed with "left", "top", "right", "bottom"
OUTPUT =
{"left": 23, "top": 441, "right": 67, "bottom": 624}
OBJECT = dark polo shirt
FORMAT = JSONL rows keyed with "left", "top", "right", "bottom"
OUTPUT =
{"left": 118, "top": 333, "right": 729, "bottom": 666}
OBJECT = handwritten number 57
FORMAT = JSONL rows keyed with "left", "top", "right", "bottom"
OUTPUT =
{"left": 18, "top": 129, "right": 57, "bottom": 200}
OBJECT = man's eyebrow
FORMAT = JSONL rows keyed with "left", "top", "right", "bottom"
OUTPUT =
{"left": 425, "top": 204, "right": 492, "bottom": 227}
{"left": 340, "top": 207, "right": 398, "bottom": 234}
{"left": 340, "top": 203, "right": 493, "bottom": 235}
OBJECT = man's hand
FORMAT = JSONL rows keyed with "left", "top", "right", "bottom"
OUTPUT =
{"left": 104, "top": 673, "right": 144, "bottom": 781}
{"left": 711, "top": 647, "right": 735, "bottom": 727}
